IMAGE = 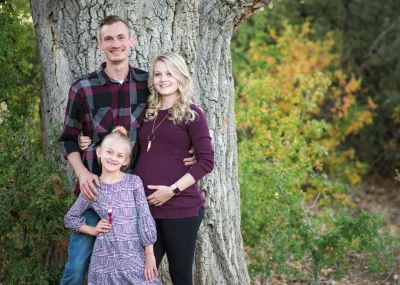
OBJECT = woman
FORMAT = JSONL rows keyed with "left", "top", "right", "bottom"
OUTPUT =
{"left": 134, "top": 52, "right": 214, "bottom": 285}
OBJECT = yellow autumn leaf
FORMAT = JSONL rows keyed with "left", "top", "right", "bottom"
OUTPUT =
{"left": 367, "top": 97, "right": 378, "bottom": 110}
{"left": 344, "top": 76, "right": 361, "bottom": 94}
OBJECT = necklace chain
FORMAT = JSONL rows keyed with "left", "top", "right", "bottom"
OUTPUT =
{"left": 147, "top": 111, "right": 169, "bottom": 152}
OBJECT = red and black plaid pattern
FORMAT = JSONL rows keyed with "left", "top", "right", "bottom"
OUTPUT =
{"left": 59, "top": 63, "right": 150, "bottom": 195}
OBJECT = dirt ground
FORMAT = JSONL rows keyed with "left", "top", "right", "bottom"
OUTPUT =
{"left": 252, "top": 176, "right": 400, "bottom": 285}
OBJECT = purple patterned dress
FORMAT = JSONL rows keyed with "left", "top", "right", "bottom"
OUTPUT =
{"left": 64, "top": 174, "right": 162, "bottom": 285}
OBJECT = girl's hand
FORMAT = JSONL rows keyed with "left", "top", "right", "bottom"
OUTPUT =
{"left": 144, "top": 254, "right": 158, "bottom": 282}
{"left": 94, "top": 219, "right": 112, "bottom": 236}
{"left": 78, "top": 133, "right": 92, "bottom": 151}
{"left": 147, "top": 185, "right": 174, "bottom": 206}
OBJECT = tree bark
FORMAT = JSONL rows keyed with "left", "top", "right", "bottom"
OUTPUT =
{"left": 30, "top": 0, "right": 269, "bottom": 283}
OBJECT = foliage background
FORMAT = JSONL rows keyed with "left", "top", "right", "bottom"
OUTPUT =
{"left": 232, "top": 0, "right": 400, "bottom": 282}
{"left": 0, "top": 1, "right": 74, "bottom": 283}
{"left": 0, "top": 0, "right": 399, "bottom": 283}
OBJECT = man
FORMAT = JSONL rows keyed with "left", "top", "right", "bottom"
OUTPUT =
{"left": 59, "top": 15, "right": 193, "bottom": 284}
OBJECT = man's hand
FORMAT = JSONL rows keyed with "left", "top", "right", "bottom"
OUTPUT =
{"left": 78, "top": 133, "right": 92, "bottom": 151}
{"left": 183, "top": 147, "right": 196, "bottom": 166}
{"left": 147, "top": 185, "right": 174, "bottom": 206}
{"left": 79, "top": 170, "right": 100, "bottom": 201}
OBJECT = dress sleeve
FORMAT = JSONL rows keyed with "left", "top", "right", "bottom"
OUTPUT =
{"left": 58, "top": 83, "right": 86, "bottom": 159}
{"left": 64, "top": 194, "right": 92, "bottom": 232}
{"left": 187, "top": 106, "right": 215, "bottom": 182}
{"left": 132, "top": 176, "right": 157, "bottom": 246}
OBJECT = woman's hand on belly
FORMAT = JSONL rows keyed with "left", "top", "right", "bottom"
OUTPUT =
{"left": 147, "top": 185, "right": 174, "bottom": 207}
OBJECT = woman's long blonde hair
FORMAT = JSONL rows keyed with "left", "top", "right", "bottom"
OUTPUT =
{"left": 146, "top": 52, "right": 197, "bottom": 124}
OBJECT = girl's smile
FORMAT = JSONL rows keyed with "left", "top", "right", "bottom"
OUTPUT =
{"left": 96, "top": 139, "right": 130, "bottom": 174}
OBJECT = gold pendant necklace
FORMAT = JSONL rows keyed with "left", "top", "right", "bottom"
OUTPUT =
{"left": 147, "top": 111, "right": 169, "bottom": 152}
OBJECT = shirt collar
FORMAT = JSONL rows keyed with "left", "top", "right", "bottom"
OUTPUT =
{"left": 97, "top": 62, "right": 139, "bottom": 86}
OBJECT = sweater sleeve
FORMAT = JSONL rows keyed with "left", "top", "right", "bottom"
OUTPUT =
{"left": 64, "top": 194, "right": 92, "bottom": 232}
{"left": 132, "top": 176, "right": 157, "bottom": 246}
{"left": 187, "top": 106, "right": 215, "bottom": 182}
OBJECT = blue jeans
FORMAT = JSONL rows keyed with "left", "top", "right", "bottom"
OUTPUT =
{"left": 60, "top": 209, "right": 99, "bottom": 285}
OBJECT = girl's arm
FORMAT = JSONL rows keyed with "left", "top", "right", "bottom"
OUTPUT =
{"left": 78, "top": 219, "right": 112, "bottom": 236}
{"left": 64, "top": 194, "right": 111, "bottom": 234}
{"left": 132, "top": 176, "right": 158, "bottom": 281}
{"left": 144, "top": 244, "right": 158, "bottom": 282}
{"left": 133, "top": 176, "right": 158, "bottom": 245}
{"left": 64, "top": 194, "right": 91, "bottom": 231}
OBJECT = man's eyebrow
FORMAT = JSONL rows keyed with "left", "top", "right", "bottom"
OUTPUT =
{"left": 103, "top": 34, "right": 126, "bottom": 38}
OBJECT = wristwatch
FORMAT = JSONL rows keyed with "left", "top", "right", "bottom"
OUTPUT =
{"left": 170, "top": 183, "right": 181, "bottom": 195}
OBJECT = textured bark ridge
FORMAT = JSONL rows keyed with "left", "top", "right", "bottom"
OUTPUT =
{"left": 30, "top": 0, "right": 270, "bottom": 283}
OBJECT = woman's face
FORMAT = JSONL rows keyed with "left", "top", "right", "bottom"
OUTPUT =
{"left": 153, "top": 61, "right": 180, "bottom": 99}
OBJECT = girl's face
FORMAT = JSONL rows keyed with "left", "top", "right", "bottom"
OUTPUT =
{"left": 153, "top": 61, "right": 180, "bottom": 99}
{"left": 96, "top": 139, "right": 130, "bottom": 174}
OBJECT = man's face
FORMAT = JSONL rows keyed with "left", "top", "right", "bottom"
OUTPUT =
{"left": 97, "top": 21, "right": 135, "bottom": 64}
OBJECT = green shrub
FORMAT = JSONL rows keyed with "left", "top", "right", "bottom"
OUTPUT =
{"left": 0, "top": 117, "right": 74, "bottom": 284}
{"left": 234, "top": 23, "right": 397, "bottom": 282}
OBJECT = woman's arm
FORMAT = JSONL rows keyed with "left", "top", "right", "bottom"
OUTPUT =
{"left": 147, "top": 106, "right": 214, "bottom": 206}
{"left": 147, "top": 173, "right": 195, "bottom": 206}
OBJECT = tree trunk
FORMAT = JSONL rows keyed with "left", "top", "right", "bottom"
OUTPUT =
{"left": 30, "top": 0, "right": 269, "bottom": 283}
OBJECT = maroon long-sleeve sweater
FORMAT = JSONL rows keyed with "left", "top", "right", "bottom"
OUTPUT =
{"left": 134, "top": 104, "right": 214, "bottom": 219}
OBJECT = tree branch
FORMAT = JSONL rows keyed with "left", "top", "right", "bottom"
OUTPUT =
{"left": 367, "top": 16, "right": 400, "bottom": 57}
{"left": 362, "top": 16, "right": 400, "bottom": 67}
{"left": 233, "top": 0, "right": 271, "bottom": 29}
{"left": 301, "top": 193, "right": 321, "bottom": 227}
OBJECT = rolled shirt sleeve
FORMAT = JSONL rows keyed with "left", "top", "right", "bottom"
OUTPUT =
{"left": 59, "top": 84, "right": 85, "bottom": 159}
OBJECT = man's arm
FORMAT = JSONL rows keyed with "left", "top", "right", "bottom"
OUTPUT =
{"left": 67, "top": 152, "right": 100, "bottom": 200}
{"left": 59, "top": 82, "right": 100, "bottom": 200}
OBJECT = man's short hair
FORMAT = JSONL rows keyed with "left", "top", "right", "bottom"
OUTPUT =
{"left": 99, "top": 15, "right": 131, "bottom": 38}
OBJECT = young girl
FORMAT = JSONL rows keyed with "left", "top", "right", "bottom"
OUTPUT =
{"left": 64, "top": 126, "right": 161, "bottom": 285}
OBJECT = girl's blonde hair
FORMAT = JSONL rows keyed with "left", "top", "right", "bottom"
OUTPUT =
{"left": 146, "top": 52, "right": 197, "bottom": 124}
{"left": 100, "top": 126, "right": 132, "bottom": 164}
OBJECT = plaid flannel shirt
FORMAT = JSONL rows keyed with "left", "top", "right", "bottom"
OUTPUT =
{"left": 59, "top": 63, "right": 150, "bottom": 195}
